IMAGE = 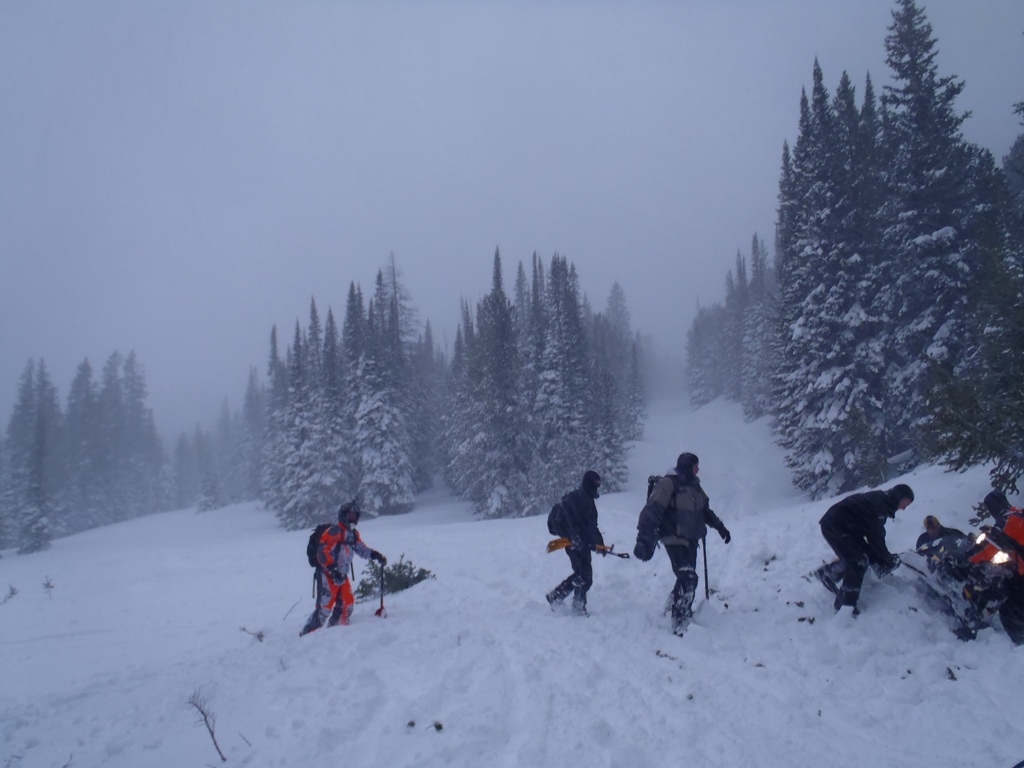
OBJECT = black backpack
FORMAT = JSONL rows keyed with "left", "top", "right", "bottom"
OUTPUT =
{"left": 306, "top": 523, "right": 332, "bottom": 568}
{"left": 547, "top": 501, "right": 567, "bottom": 537}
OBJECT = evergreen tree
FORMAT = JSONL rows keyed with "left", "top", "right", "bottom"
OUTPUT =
{"left": 240, "top": 367, "right": 265, "bottom": 502}
{"left": 262, "top": 325, "right": 294, "bottom": 518}
{"left": 355, "top": 270, "right": 416, "bottom": 516}
{"left": 686, "top": 303, "right": 728, "bottom": 406}
{"left": 879, "top": 0, "right": 977, "bottom": 462}
{"left": 464, "top": 250, "right": 531, "bottom": 517}
{"left": 531, "top": 255, "right": 591, "bottom": 505}
{"left": 740, "top": 235, "right": 777, "bottom": 421}
{"left": 61, "top": 359, "right": 103, "bottom": 531}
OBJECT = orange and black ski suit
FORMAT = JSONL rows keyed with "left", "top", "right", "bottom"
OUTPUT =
{"left": 969, "top": 510, "right": 1024, "bottom": 576}
{"left": 969, "top": 509, "right": 1024, "bottom": 644}
{"left": 302, "top": 522, "right": 373, "bottom": 633}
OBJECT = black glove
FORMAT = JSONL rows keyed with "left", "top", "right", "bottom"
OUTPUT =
{"left": 873, "top": 553, "right": 900, "bottom": 578}
{"left": 370, "top": 550, "right": 387, "bottom": 566}
{"left": 326, "top": 567, "right": 344, "bottom": 583}
{"left": 717, "top": 524, "right": 731, "bottom": 544}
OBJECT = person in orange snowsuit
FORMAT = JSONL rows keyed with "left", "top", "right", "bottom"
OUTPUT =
{"left": 300, "top": 502, "right": 387, "bottom": 636}
{"left": 969, "top": 490, "right": 1024, "bottom": 644}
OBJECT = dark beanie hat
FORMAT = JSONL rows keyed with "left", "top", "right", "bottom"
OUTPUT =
{"left": 888, "top": 484, "right": 914, "bottom": 504}
{"left": 582, "top": 470, "right": 601, "bottom": 499}
{"left": 675, "top": 452, "right": 699, "bottom": 481}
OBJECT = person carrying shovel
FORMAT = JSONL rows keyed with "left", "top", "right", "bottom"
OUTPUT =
{"left": 545, "top": 470, "right": 610, "bottom": 616}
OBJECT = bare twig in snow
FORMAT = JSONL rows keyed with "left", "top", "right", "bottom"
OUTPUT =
{"left": 282, "top": 600, "right": 300, "bottom": 621}
{"left": 188, "top": 690, "right": 227, "bottom": 762}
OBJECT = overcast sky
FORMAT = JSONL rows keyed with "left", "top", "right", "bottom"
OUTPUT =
{"left": 1, "top": 1, "right": 1022, "bottom": 441}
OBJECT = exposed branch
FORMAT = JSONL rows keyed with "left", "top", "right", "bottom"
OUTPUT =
{"left": 188, "top": 690, "right": 227, "bottom": 762}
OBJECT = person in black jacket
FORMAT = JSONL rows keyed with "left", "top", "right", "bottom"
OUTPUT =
{"left": 639, "top": 452, "right": 731, "bottom": 636}
{"left": 814, "top": 484, "right": 914, "bottom": 615}
{"left": 546, "top": 470, "right": 605, "bottom": 615}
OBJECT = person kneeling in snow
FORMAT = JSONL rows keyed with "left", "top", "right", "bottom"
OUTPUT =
{"left": 814, "top": 484, "right": 914, "bottom": 615}
{"left": 301, "top": 502, "right": 386, "bottom": 636}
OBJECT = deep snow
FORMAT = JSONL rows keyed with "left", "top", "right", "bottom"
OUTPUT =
{"left": 1, "top": 396, "right": 1021, "bottom": 768}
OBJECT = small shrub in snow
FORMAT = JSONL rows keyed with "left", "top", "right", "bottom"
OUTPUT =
{"left": 354, "top": 555, "right": 434, "bottom": 602}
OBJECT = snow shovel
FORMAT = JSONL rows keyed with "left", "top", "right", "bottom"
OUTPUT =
{"left": 374, "top": 564, "right": 387, "bottom": 618}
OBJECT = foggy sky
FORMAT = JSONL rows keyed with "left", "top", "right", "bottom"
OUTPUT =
{"left": 1, "top": 1, "right": 1022, "bottom": 442}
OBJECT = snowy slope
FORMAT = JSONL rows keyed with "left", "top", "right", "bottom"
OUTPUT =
{"left": 1, "top": 397, "right": 1020, "bottom": 768}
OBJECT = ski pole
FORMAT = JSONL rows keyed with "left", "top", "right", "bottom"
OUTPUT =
{"left": 702, "top": 536, "right": 709, "bottom": 600}
{"left": 374, "top": 564, "right": 387, "bottom": 618}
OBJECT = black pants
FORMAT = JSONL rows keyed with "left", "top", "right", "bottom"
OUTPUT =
{"left": 820, "top": 521, "right": 871, "bottom": 608}
{"left": 549, "top": 547, "right": 593, "bottom": 609}
{"left": 999, "top": 576, "right": 1024, "bottom": 645}
{"left": 665, "top": 543, "right": 700, "bottom": 629}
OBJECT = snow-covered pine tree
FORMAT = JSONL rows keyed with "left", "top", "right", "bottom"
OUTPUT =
{"left": 18, "top": 409, "right": 53, "bottom": 554}
{"left": 119, "top": 352, "right": 165, "bottom": 517}
{"left": 925, "top": 146, "right": 1024, "bottom": 491}
{"left": 61, "top": 359, "right": 104, "bottom": 532}
{"left": 440, "top": 311, "right": 476, "bottom": 500}
{"left": 340, "top": 282, "right": 366, "bottom": 494}
{"left": 740, "top": 235, "right": 777, "bottom": 421}
{"left": 171, "top": 431, "right": 199, "bottom": 509}
{"left": 5, "top": 361, "right": 62, "bottom": 553}
{"left": 276, "top": 299, "right": 352, "bottom": 525}
{"left": 604, "top": 281, "right": 645, "bottom": 442}
{"left": 409, "top": 320, "right": 444, "bottom": 493}
{"left": 261, "top": 326, "right": 291, "bottom": 519}
{"left": 273, "top": 322, "right": 319, "bottom": 529}
{"left": 240, "top": 367, "right": 265, "bottom": 502}
{"left": 355, "top": 271, "right": 416, "bottom": 517}
{"left": 321, "top": 306, "right": 358, "bottom": 501}
{"left": 0, "top": 438, "right": 13, "bottom": 552}
{"left": 530, "top": 255, "right": 592, "bottom": 505}
{"left": 772, "top": 63, "right": 892, "bottom": 496}
{"left": 722, "top": 252, "right": 749, "bottom": 404}
{"left": 878, "top": 0, "right": 978, "bottom": 464}
{"left": 586, "top": 313, "right": 629, "bottom": 492}
{"left": 686, "top": 303, "right": 728, "bottom": 407}
{"left": 464, "top": 250, "right": 531, "bottom": 518}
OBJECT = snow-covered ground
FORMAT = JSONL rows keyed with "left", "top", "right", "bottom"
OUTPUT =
{"left": 1, "top": 396, "right": 1020, "bottom": 768}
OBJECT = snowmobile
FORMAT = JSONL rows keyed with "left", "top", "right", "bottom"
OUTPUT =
{"left": 903, "top": 529, "right": 1016, "bottom": 640}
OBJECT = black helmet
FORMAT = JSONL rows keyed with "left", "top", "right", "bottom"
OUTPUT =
{"left": 675, "top": 452, "right": 699, "bottom": 482}
{"left": 338, "top": 501, "right": 361, "bottom": 524}
{"left": 582, "top": 470, "right": 601, "bottom": 499}
{"left": 984, "top": 490, "right": 1010, "bottom": 519}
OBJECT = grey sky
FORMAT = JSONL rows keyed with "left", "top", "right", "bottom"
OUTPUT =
{"left": 1, "top": 1, "right": 1022, "bottom": 441}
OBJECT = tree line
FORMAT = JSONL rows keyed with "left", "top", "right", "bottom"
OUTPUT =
{"left": 686, "top": 0, "right": 1024, "bottom": 498}
{"left": 0, "top": 251, "right": 645, "bottom": 551}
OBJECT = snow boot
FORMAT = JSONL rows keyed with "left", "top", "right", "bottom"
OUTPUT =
{"left": 571, "top": 587, "right": 588, "bottom": 616}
